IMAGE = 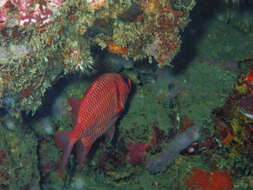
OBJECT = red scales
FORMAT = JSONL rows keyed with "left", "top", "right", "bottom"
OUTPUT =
{"left": 54, "top": 73, "right": 131, "bottom": 177}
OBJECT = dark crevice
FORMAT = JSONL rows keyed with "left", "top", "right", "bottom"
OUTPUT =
{"left": 35, "top": 134, "right": 44, "bottom": 190}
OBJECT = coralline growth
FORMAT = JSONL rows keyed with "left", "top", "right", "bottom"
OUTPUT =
{"left": 0, "top": 0, "right": 195, "bottom": 117}
{"left": 214, "top": 70, "right": 253, "bottom": 160}
{"left": 184, "top": 168, "right": 232, "bottom": 190}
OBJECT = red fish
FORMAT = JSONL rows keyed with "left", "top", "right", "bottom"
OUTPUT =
{"left": 54, "top": 73, "right": 131, "bottom": 177}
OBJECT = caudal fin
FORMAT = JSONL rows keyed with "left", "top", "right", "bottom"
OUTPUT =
{"left": 54, "top": 131, "right": 78, "bottom": 177}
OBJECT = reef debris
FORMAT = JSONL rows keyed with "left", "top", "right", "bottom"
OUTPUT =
{"left": 127, "top": 142, "right": 147, "bottom": 164}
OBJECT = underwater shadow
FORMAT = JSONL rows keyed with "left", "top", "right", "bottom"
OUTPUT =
{"left": 24, "top": 74, "right": 92, "bottom": 121}
{"left": 173, "top": 0, "right": 222, "bottom": 74}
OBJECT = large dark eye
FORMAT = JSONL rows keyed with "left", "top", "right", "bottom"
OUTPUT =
{"left": 122, "top": 76, "right": 131, "bottom": 91}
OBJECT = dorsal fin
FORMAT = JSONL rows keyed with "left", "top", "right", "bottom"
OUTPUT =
{"left": 68, "top": 98, "right": 82, "bottom": 126}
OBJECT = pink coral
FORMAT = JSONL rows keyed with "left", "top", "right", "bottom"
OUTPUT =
{"left": 3, "top": 0, "right": 60, "bottom": 27}
{"left": 15, "top": 0, "right": 53, "bottom": 26}
{"left": 127, "top": 126, "right": 160, "bottom": 164}
{"left": 11, "top": 0, "right": 32, "bottom": 12}
{"left": 127, "top": 142, "right": 147, "bottom": 164}
{"left": 29, "top": 4, "right": 52, "bottom": 25}
{"left": 0, "top": 6, "right": 8, "bottom": 30}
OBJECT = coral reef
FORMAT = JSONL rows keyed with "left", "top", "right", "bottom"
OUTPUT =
{"left": 0, "top": 119, "right": 40, "bottom": 189}
{"left": 213, "top": 69, "right": 253, "bottom": 159}
{"left": 0, "top": 0, "right": 253, "bottom": 189}
{"left": 127, "top": 142, "right": 148, "bottom": 164}
{"left": 0, "top": 0, "right": 195, "bottom": 118}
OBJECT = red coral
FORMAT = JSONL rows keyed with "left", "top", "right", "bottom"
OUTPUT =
{"left": 245, "top": 68, "right": 253, "bottom": 85}
{"left": 184, "top": 168, "right": 232, "bottom": 190}
{"left": 106, "top": 41, "right": 128, "bottom": 56}
{"left": 127, "top": 126, "right": 160, "bottom": 164}
{"left": 243, "top": 68, "right": 253, "bottom": 96}
{"left": 127, "top": 142, "right": 147, "bottom": 164}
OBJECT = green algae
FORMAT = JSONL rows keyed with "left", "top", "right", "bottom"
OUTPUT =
{"left": 177, "top": 59, "right": 237, "bottom": 123}
{"left": 0, "top": 121, "right": 40, "bottom": 189}
{"left": 120, "top": 83, "right": 173, "bottom": 141}
{"left": 1, "top": 1, "right": 253, "bottom": 189}
{"left": 0, "top": 63, "right": 246, "bottom": 189}
{"left": 37, "top": 68, "right": 217, "bottom": 189}
{"left": 195, "top": 18, "right": 253, "bottom": 61}
{"left": 32, "top": 59, "right": 241, "bottom": 189}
